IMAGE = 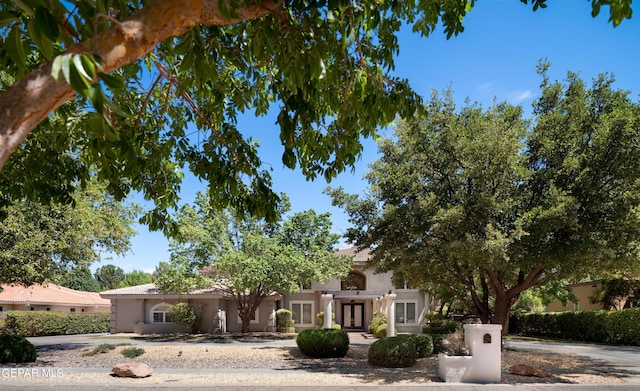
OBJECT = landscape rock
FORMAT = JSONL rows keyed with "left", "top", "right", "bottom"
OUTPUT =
{"left": 112, "top": 362, "right": 153, "bottom": 378}
{"left": 509, "top": 364, "right": 553, "bottom": 378}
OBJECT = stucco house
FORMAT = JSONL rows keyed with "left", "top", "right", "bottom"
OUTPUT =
{"left": 101, "top": 246, "right": 433, "bottom": 334}
{"left": 0, "top": 283, "right": 110, "bottom": 313}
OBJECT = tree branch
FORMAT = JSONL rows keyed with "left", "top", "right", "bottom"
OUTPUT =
{"left": 0, "top": 0, "right": 283, "bottom": 169}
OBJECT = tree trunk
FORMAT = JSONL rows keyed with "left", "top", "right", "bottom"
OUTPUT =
{"left": 0, "top": 0, "right": 282, "bottom": 169}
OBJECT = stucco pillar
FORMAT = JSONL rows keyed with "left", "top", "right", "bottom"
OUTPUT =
{"left": 385, "top": 293, "right": 396, "bottom": 337}
{"left": 321, "top": 293, "right": 333, "bottom": 329}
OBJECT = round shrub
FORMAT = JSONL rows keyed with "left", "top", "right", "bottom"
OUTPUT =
{"left": 430, "top": 333, "right": 448, "bottom": 354}
{"left": 374, "top": 323, "right": 388, "bottom": 338}
{"left": 296, "top": 328, "right": 350, "bottom": 358}
{"left": 0, "top": 334, "right": 37, "bottom": 363}
{"left": 397, "top": 334, "right": 433, "bottom": 358}
{"left": 368, "top": 336, "right": 417, "bottom": 368}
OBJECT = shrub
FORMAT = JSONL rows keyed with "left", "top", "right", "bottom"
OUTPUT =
{"left": 422, "top": 319, "right": 461, "bottom": 335}
{"left": 430, "top": 334, "right": 448, "bottom": 354}
{"left": 296, "top": 328, "right": 350, "bottom": 358}
{"left": 368, "top": 336, "right": 417, "bottom": 368}
{"left": 276, "top": 309, "right": 295, "bottom": 333}
{"left": 121, "top": 347, "right": 145, "bottom": 358}
{"left": 397, "top": 334, "right": 434, "bottom": 358}
{"left": 82, "top": 343, "right": 117, "bottom": 357}
{"left": 3, "top": 311, "right": 109, "bottom": 336}
{"left": 374, "top": 323, "right": 387, "bottom": 338}
{"left": 316, "top": 312, "right": 340, "bottom": 329}
{"left": 374, "top": 323, "right": 397, "bottom": 338}
{"left": 441, "top": 332, "right": 469, "bottom": 356}
{"left": 511, "top": 308, "right": 640, "bottom": 345}
{"left": 368, "top": 311, "right": 386, "bottom": 334}
{"left": 168, "top": 302, "right": 202, "bottom": 333}
{"left": 0, "top": 334, "right": 37, "bottom": 363}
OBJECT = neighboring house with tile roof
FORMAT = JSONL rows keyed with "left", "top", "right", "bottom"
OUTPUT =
{"left": 0, "top": 283, "right": 110, "bottom": 313}
{"left": 101, "top": 247, "right": 433, "bottom": 335}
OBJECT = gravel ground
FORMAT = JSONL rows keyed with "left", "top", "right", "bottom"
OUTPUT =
{"left": 0, "top": 338, "right": 625, "bottom": 386}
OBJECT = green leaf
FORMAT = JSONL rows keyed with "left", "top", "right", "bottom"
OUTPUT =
{"left": 68, "top": 60, "right": 91, "bottom": 97}
{"left": 89, "top": 84, "right": 106, "bottom": 115}
{"left": 34, "top": 6, "right": 59, "bottom": 41}
{"left": 98, "top": 72, "right": 125, "bottom": 90}
{"left": 6, "top": 28, "right": 27, "bottom": 68}
{"left": 73, "top": 54, "right": 95, "bottom": 81}
{"left": 27, "top": 19, "right": 53, "bottom": 59}
{"left": 11, "top": 0, "right": 35, "bottom": 16}
{"left": 51, "top": 55, "right": 63, "bottom": 81}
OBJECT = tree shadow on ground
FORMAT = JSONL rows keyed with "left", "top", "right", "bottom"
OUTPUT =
{"left": 258, "top": 345, "right": 630, "bottom": 385}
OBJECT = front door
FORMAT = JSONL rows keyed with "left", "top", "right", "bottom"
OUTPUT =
{"left": 342, "top": 303, "right": 364, "bottom": 330}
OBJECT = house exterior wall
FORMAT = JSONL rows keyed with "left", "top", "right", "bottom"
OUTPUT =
{"left": 0, "top": 303, "right": 108, "bottom": 313}
{"left": 545, "top": 281, "right": 603, "bottom": 312}
{"left": 107, "top": 296, "right": 278, "bottom": 334}
{"left": 285, "top": 265, "right": 429, "bottom": 334}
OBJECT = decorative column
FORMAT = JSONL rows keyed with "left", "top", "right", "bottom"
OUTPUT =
{"left": 321, "top": 293, "right": 333, "bottom": 329}
{"left": 385, "top": 293, "right": 396, "bottom": 337}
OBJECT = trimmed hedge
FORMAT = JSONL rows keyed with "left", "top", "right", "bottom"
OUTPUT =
{"left": 368, "top": 336, "right": 417, "bottom": 367}
{"left": 422, "top": 319, "right": 461, "bottom": 335}
{"left": 3, "top": 311, "right": 110, "bottom": 336}
{"left": 296, "top": 328, "right": 350, "bottom": 358}
{"left": 0, "top": 334, "right": 37, "bottom": 363}
{"left": 396, "top": 334, "right": 434, "bottom": 358}
{"left": 511, "top": 308, "right": 640, "bottom": 345}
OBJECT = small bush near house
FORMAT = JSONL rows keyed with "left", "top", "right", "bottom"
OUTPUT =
{"left": 0, "top": 334, "right": 37, "bottom": 363}
{"left": 316, "top": 311, "right": 341, "bottom": 329}
{"left": 276, "top": 309, "right": 296, "bottom": 333}
{"left": 296, "top": 328, "right": 349, "bottom": 358}
{"left": 121, "top": 347, "right": 145, "bottom": 358}
{"left": 168, "top": 302, "right": 202, "bottom": 333}
{"left": 368, "top": 311, "right": 386, "bottom": 334}
{"left": 368, "top": 336, "right": 417, "bottom": 368}
{"left": 396, "top": 334, "right": 434, "bottom": 358}
{"left": 374, "top": 323, "right": 397, "bottom": 338}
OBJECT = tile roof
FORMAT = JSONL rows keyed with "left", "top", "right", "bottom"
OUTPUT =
{"left": 335, "top": 246, "right": 372, "bottom": 263}
{"left": 100, "top": 283, "right": 227, "bottom": 297}
{"left": 0, "top": 283, "right": 110, "bottom": 307}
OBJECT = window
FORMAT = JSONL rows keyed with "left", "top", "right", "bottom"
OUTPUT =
{"left": 300, "top": 281, "right": 312, "bottom": 291}
{"left": 341, "top": 271, "right": 366, "bottom": 290}
{"left": 395, "top": 281, "right": 413, "bottom": 290}
{"left": 290, "top": 301, "right": 314, "bottom": 326}
{"left": 150, "top": 303, "right": 173, "bottom": 323}
{"left": 395, "top": 302, "right": 417, "bottom": 324}
{"left": 237, "top": 308, "right": 259, "bottom": 324}
{"left": 70, "top": 308, "right": 76, "bottom": 313}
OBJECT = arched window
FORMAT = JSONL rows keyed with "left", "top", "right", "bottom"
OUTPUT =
{"left": 341, "top": 271, "right": 366, "bottom": 290}
{"left": 150, "top": 303, "right": 173, "bottom": 323}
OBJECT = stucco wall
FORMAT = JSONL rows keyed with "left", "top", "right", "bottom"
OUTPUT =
{"left": 545, "top": 281, "right": 603, "bottom": 312}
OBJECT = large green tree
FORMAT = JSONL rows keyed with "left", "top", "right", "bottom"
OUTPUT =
{"left": 94, "top": 263, "right": 125, "bottom": 290}
{"left": 156, "top": 192, "right": 351, "bottom": 332}
{"left": 0, "top": 182, "right": 138, "bottom": 285}
{"left": 329, "top": 66, "right": 640, "bottom": 332}
{"left": 0, "top": 1, "right": 631, "bottom": 233}
{"left": 56, "top": 265, "right": 100, "bottom": 292}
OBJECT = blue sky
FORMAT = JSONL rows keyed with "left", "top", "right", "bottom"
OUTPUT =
{"left": 96, "top": 1, "right": 640, "bottom": 274}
